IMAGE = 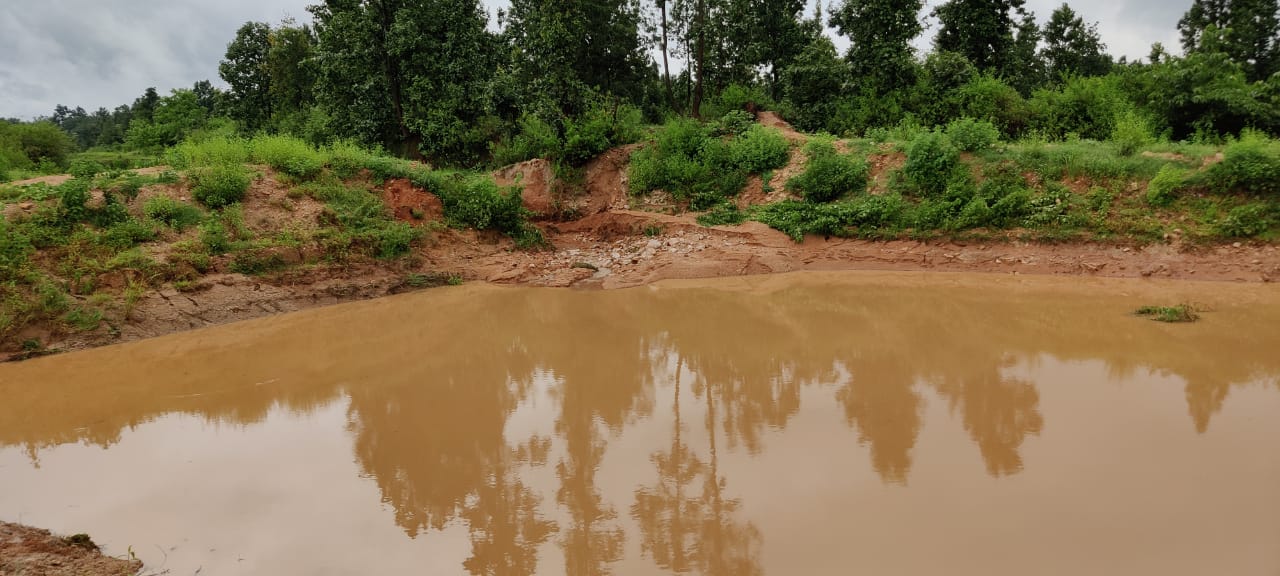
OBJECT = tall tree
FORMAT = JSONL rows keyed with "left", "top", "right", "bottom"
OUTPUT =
{"left": 503, "top": 0, "right": 652, "bottom": 116}
{"left": 1004, "top": 10, "right": 1045, "bottom": 94}
{"left": 1178, "top": 0, "right": 1280, "bottom": 81}
{"left": 830, "top": 0, "right": 924, "bottom": 95}
{"left": 1041, "top": 3, "right": 1112, "bottom": 81}
{"left": 933, "top": 0, "right": 1027, "bottom": 73}
{"left": 219, "top": 21, "right": 273, "bottom": 132}
{"left": 311, "top": 0, "right": 496, "bottom": 161}
{"left": 132, "top": 87, "right": 160, "bottom": 123}
{"left": 266, "top": 21, "right": 318, "bottom": 121}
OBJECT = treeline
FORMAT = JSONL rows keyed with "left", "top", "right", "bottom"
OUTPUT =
{"left": 8, "top": 0, "right": 1280, "bottom": 178}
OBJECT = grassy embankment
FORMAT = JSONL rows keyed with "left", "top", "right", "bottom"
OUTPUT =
{"left": 633, "top": 115, "right": 1279, "bottom": 244}
{"left": 0, "top": 135, "right": 539, "bottom": 349}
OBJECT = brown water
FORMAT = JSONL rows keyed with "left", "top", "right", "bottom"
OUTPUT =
{"left": 2, "top": 271, "right": 1279, "bottom": 575}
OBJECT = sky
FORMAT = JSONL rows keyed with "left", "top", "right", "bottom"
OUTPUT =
{"left": 0, "top": 0, "right": 1192, "bottom": 120}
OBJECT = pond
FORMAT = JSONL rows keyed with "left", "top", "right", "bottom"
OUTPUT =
{"left": 1, "top": 271, "right": 1278, "bottom": 575}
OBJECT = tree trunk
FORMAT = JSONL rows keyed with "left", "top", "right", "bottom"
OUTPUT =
{"left": 661, "top": 0, "right": 675, "bottom": 111}
{"left": 692, "top": 0, "right": 706, "bottom": 119}
{"left": 377, "top": 0, "right": 409, "bottom": 153}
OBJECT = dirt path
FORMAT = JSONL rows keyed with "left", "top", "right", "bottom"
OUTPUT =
{"left": 0, "top": 522, "right": 141, "bottom": 576}
{"left": 5, "top": 166, "right": 169, "bottom": 188}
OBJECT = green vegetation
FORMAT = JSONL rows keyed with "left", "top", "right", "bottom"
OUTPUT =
{"left": 0, "top": 133, "right": 543, "bottom": 348}
{"left": 190, "top": 165, "right": 251, "bottom": 208}
{"left": 629, "top": 118, "right": 791, "bottom": 209}
{"left": 786, "top": 140, "right": 869, "bottom": 202}
{"left": 1135, "top": 304, "right": 1200, "bottom": 323}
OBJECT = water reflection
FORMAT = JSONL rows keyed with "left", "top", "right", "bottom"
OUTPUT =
{"left": 1, "top": 274, "right": 1278, "bottom": 575}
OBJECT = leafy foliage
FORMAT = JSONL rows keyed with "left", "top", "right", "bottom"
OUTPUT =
{"left": 190, "top": 165, "right": 251, "bottom": 208}
{"left": 786, "top": 140, "right": 869, "bottom": 202}
{"left": 902, "top": 130, "right": 963, "bottom": 196}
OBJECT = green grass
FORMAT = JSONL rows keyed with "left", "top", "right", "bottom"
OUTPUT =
{"left": 1135, "top": 304, "right": 1200, "bottom": 323}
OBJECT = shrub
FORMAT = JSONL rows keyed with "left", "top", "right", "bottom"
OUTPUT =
{"left": 1113, "top": 109, "right": 1155, "bottom": 156}
{"left": 326, "top": 140, "right": 379, "bottom": 179}
{"left": 69, "top": 160, "right": 106, "bottom": 180}
{"left": 491, "top": 114, "right": 560, "bottom": 166}
{"left": 713, "top": 110, "right": 756, "bottom": 136}
{"left": 902, "top": 131, "right": 962, "bottom": 197}
{"left": 442, "top": 178, "right": 527, "bottom": 233}
{"left": 1207, "top": 132, "right": 1280, "bottom": 195}
{"left": 0, "top": 221, "right": 32, "bottom": 276}
{"left": 630, "top": 118, "right": 785, "bottom": 209}
{"left": 100, "top": 219, "right": 157, "bottom": 249}
{"left": 251, "top": 134, "right": 326, "bottom": 179}
{"left": 167, "top": 136, "right": 250, "bottom": 169}
{"left": 58, "top": 178, "right": 91, "bottom": 222}
{"left": 190, "top": 165, "right": 250, "bottom": 208}
{"left": 697, "top": 202, "right": 747, "bottom": 226}
{"left": 1217, "top": 203, "right": 1274, "bottom": 237}
{"left": 786, "top": 141, "right": 868, "bottom": 203}
{"left": 144, "top": 196, "right": 205, "bottom": 230}
{"left": 754, "top": 195, "right": 907, "bottom": 241}
{"left": 1146, "top": 165, "right": 1188, "bottom": 207}
{"left": 729, "top": 125, "right": 791, "bottom": 173}
{"left": 945, "top": 118, "right": 1000, "bottom": 152}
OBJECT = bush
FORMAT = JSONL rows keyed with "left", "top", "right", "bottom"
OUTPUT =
{"left": 0, "top": 221, "right": 32, "bottom": 277}
{"left": 754, "top": 195, "right": 907, "bottom": 241}
{"left": 1113, "top": 109, "right": 1155, "bottom": 156}
{"left": 442, "top": 178, "right": 527, "bottom": 233}
{"left": 69, "top": 160, "right": 106, "bottom": 180}
{"left": 902, "top": 131, "right": 962, "bottom": 197}
{"left": 190, "top": 165, "right": 251, "bottom": 208}
{"left": 1207, "top": 132, "right": 1280, "bottom": 195}
{"left": 786, "top": 141, "right": 868, "bottom": 203}
{"left": 945, "top": 118, "right": 1000, "bottom": 152}
{"left": 1146, "top": 165, "right": 1188, "bottom": 207}
{"left": 697, "top": 202, "right": 747, "bottom": 226}
{"left": 58, "top": 178, "right": 91, "bottom": 222}
{"left": 1218, "top": 203, "right": 1274, "bottom": 237}
{"left": 144, "top": 196, "right": 205, "bottom": 230}
{"left": 326, "top": 140, "right": 380, "bottom": 179}
{"left": 250, "top": 134, "right": 326, "bottom": 179}
{"left": 167, "top": 136, "right": 250, "bottom": 169}
{"left": 630, "top": 118, "right": 785, "bottom": 209}
{"left": 729, "top": 125, "right": 791, "bottom": 173}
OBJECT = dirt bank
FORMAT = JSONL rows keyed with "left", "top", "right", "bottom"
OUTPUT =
{"left": 4, "top": 115, "right": 1280, "bottom": 361}
{"left": 0, "top": 522, "right": 141, "bottom": 576}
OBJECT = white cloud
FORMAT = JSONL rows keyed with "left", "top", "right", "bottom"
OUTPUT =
{"left": 0, "top": 0, "right": 1192, "bottom": 120}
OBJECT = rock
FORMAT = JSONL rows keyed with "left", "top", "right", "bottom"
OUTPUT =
{"left": 1233, "top": 242, "right": 1243, "bottom": 248}
{"left": 646, "top": 239, "right": 662, "bottom": 249}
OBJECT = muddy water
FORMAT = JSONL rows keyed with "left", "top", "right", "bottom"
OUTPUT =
{"left": 1, "top": 272, "right": 1279, "bottom": 576}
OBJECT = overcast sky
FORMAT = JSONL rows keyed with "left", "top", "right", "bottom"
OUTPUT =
{"left": 0, "top": 0, "right": 1191, "bottom": 120}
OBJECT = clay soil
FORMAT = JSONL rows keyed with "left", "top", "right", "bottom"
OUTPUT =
{"left": 0, "top": 522, "right": 141, "bottom": 576}
{"left": 4, "top": 115, "right": 1280, "bottom": 360}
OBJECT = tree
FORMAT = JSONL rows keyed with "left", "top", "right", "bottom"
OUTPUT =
{"left": 933, "top": 0, "right": 1027, "bottom": 73}
{"left": 191, "top": 80, "right": 223, "bottom": 116}
{"left": 1041, "top": 3, "right": 1112, "bottom": 81}
{"left": 267, "top": 22, "right": 318, "bottom": 125}
{"left": 220, "top": 21, "right": 273, "bottom": 132}
{"left": 132, "top": 87, "right": 160, "bottom": 123}
{"left": 503, "top": 0, "right": 652, "bottom": 117}
{"left": 829, "top": 0, "right": 924, "bottom": 95}
{"left": 1005, "top": 10, "right": 1045, "bottom": 94}
{"left": 1179, "top": 0, "right": 1280, "bottom": 81}
{"left": 311, "top": 0, "right": 497, "bottom": 162}
{"left": 780, "top": 36, "right": 852, "bottom": 131}
{"left": 392, "top": 0, "right": 497, "bottom": 163}
{"left": 125, "top": 89, "right": 209, "bottom": 149}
